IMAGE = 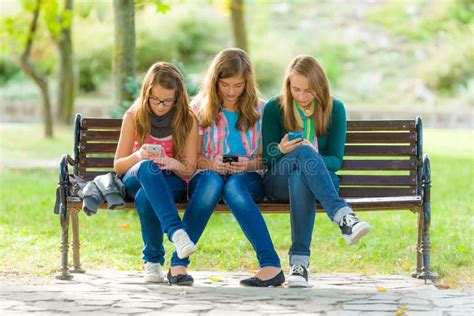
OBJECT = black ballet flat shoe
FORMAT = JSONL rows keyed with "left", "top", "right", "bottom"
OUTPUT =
{"left": 167, "top": 270, "right": 194, "bottom": 286}
{"left": 240, "top": 270, "right": 285, "bottom": 287}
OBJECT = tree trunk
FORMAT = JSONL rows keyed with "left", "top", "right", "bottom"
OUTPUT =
{"left": 21, "top": 0, "right": 54, "bottom": 138}
{"left": 113, "top": 0, "right": 136, "bottom": 109}
{"left": 57, "top": 0, "right": 75, "bottom": 124}
{"left": 230, "top": 0, "right": 248, "bottom": 52}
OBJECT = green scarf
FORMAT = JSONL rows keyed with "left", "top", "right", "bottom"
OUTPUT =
{"left": 294, "top": 100, "right": 315, "bottom": 144}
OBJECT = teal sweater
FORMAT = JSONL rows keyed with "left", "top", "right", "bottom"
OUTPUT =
{"left": 262, "top": 97, "right": 347, "bottom": 172}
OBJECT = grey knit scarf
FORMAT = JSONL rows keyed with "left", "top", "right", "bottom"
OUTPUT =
{"left": 149, "top": 108, "right": 175, "bottom": 138}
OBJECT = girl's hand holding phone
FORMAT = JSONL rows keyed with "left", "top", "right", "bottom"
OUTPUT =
{"left": 278, "top": 134, "right": 304, "bottom": 154}
{"left": 136, "top": 144, "right": 162, "bottom": 160}
{"left": 152, "top": 154, "right": 181, "bottom": 171}
{"left": 228, "top": 157, "right": 249, "bottom": 174}
{"left": 212, "top": 155, "right": 229, "bottom": 175}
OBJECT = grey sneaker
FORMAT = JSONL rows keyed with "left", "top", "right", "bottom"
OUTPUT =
{"left": 144, "top": 262, "right": 166, "bottom": 283}
{"left": 287, "top": 265, "right": 309, "bottom": 288}
{"left": 172, "top": 229, "right": 197, "bottom": 259}
{"left": 339, "top": 213, "right": 371, "bottom": 245}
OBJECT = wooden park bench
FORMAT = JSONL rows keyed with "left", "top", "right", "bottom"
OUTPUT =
{"left": 55, "top": 113, "right": 437, "bottom": 281}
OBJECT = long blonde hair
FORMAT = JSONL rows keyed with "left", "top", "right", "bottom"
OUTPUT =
{"left": 280, "top": 55, "right": 332, "bottom": 136}
{"left": 133, "top": 62, "right": 194, "bottom": 160}
{"left": 193, "top": 48, "right": 259, "bottom": 131}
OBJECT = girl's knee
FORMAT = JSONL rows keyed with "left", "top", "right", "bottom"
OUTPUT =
{"left": 222, "top": 181, "right": 256, "bottom": 209}
{"left": 205, "top": 171, "right": 225, "bottom": 187}
{"left": 222, "top": 181, "right": 241, "bottom": 200}
{"left": 224, "top": 174, "right": 253, "bottom": 196}
{"left": 188, "top": 172, "right": 224, "bottom": 208}
{"left": 137, "top": 160, "right": 162, "bottom": 177}
{"left": 192, "top": 171, "right": 224, "bottom": 194}
{"left": 294, "top": 145, "right": 319, "bottom": 160}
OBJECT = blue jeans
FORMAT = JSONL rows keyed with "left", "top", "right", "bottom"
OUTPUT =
{"left": 263, "top": 145, "right": 353, "bottom": 267}
{"left": 170, "top": 170, "right": 281, "bottom": 269}
{"left": 122, "top": 160, "right": 187, "bottom": 265}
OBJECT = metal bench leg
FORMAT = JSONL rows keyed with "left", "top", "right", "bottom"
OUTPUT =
{"left": 417, "top": 155, "right": 438, "bottom": 281}
{"left": 55, "top": 209, "right": 73, "bottom": 280}
{"left": 70, "top": 208, "right": 85, "bottom": 274}
{"left": 418, "top": 198, "right": 438, "bottom": 280}
{"left": 412, "top": 209, "right": 423, "bottom": 278}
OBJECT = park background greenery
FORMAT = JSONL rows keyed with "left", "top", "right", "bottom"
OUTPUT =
{"left": 1, "top": 0, "right": 473, "bottom": 115}
{"left": 0, "top": 0, "right": 473, "bottom": 289}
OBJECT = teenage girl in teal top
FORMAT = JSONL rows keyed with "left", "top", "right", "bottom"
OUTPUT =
{"left": 262, "top": 55, "right": 371, "bottom": 288}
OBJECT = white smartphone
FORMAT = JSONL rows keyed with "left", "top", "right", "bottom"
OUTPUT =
{"left": 145, "top": 144, "right": 163, "bottom": 155}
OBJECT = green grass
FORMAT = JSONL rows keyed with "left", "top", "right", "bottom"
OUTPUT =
{"left": 0, "top": 126, "right": 472, "bottom": 288}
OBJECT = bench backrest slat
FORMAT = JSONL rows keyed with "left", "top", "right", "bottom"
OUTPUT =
{"left": 81, "top": 118, "right": 122, "bottom": 128}
{"left": 344, "top": 144, "right": 416, "bottom": 156}
{"left": 345, "top": 132, "right": 416, "bottom": 143}
{"left": 347, "top": 120, "right": 416, "bottom": 130}
{"left": 341, "top": 159, "right": 416, "bottom": 170}
{"left": 81, "top": 130, "right": 121, "bottom": 141}
{"left": 77, "top": 158, "right": 417, "bottom": 171}
{"left": 76, "top": 118, "right": 420, "bottom": 198}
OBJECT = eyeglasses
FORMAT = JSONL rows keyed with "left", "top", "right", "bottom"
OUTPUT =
{"left": 148, "top": 96, "right": 175, "bottom": 107}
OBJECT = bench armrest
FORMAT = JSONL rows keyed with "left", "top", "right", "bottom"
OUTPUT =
{"left": 53, "top": 154, "right": 77, "bottom": 215}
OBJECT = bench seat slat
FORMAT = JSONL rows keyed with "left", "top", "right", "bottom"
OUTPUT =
{"left": 67, "top": 196, "right": 422, "bottom": 212}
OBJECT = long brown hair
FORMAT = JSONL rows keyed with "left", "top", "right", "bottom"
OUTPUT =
{"left": 133, "top": 62, "right": 194, "bottom": 160}
{"left": 193, "top": 48, "right": 259, "bottom": 131}
{"left": 281, "top": 54, "right": 332, "bottom": 136}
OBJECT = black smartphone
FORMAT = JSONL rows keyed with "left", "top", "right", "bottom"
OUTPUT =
{"left": 223, "top": 155, "right": 239, "bottom": 163}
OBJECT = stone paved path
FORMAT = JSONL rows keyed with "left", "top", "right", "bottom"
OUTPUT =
{"left": 1, "top": 271, "right": 473, "bottom": 315}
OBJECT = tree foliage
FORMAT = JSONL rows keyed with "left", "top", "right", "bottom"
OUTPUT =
{"left": 1, "top": 0, "right": 75, "bottom": 129}
{"left": 20, "top": 0, "right": 54, "bottom": 137}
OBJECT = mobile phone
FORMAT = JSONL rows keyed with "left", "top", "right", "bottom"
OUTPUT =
{"left": 223, "top": 155, "right": 239, "bottom": 163}
{"left": 145, "top": 144, "right": 163, "bottom": 154}
{"left": 288, "top": 131, "right": 304, "bottom": 142}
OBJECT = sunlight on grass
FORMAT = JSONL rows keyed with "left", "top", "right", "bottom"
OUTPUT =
{"left": 0, "top": 127, "right": 472, "bottom": 289}
{"left": 424, "top": 128, "right": 474, "bottom": 158}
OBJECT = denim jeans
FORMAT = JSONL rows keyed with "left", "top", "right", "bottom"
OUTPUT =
{"left": 263, "top": 145, "right": 353, "bottom": 267}
{"left": 122, "top": 160, "right": 187, "bottom": 265}
{"left": 170, "top": 170, "right": 281, "bottom": 269}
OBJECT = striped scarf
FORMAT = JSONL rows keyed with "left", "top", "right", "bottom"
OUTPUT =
{"left": 195, "top": 99, "right": 266, "bottom": 160}
{"left": 294, "top": 100, "right": 318, "bottom": 151}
